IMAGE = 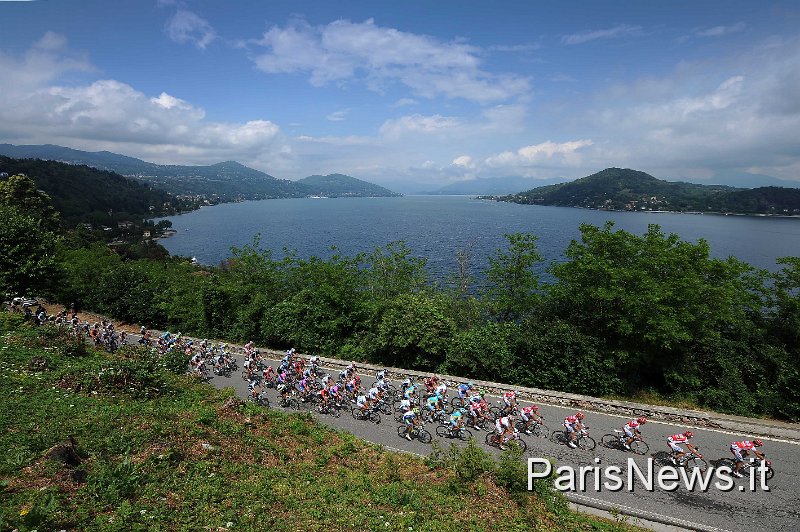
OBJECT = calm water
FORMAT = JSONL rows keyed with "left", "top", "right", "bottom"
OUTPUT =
{"left": 155, "top": 196, "right": 800, "bottom": 280}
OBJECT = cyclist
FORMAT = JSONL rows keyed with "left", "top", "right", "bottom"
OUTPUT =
{"left": 248, "top": 376, "right": 261, "bottom": 401}
{"left": 296, "top": 376, "right": 311, "bottom": 402}
{"left": 564, "top": 412, "right": 585, "bottom": 448}
{"left": 730, "top": 439, "right": 766, "bottom": 478}
{"left": 328, "top": 383, "right": 343, "bottom": 406}
{"left": 404, "top": 384, "right": 418, "bottom": 403}
{"left": 398, "top": 397, "right": 412, "bottom": 414}
{"left": 667, "top": 431, "right": 701, "bottom": 465}
{"left": 356, "top": 393, "right": 371, "bottom": 415}
{"left": 425, "top": 393, "right": 442, "bottom": 417}
{"left": 494, "top": 415, "right": 514, "bottom": 449}
{"left": 376, "top": 369, "right": 387, "bottom": 382}
{"left": 448, "top": 408, "right": 464, "bottom": 437}
{"left": 518, "top": 404, "right": 542, "bottom": 435}
{"left": 502, "top": 390, "right": 518, "bottom": 416}
{"left": 623, "top": 417, "right": 647, "bottom": 450}
{"left": 403, "top": 407, "right": 420, "bottom": 440}
{"left": 456, "top": 382, "right": 473, "bottom": 407}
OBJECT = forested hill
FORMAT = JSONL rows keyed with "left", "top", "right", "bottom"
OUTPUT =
{"left": 0, "top": 144, "right": 400, "bottom": 201}
{"left": 0, "top": 156, "right": 184, "bottom": 225}
{"left": 495, "top": 167, "right": 800, "bottom": 215}
{"left": 295, "top": 174, "right": 401, "bottom": 197}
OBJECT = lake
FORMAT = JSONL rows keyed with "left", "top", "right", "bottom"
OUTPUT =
{"left": 154, "top": 196, "right": 800, "bottom": 280}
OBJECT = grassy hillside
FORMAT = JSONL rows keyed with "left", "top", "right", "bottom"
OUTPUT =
{"left": 0, "top": 314, "right": 635, "bottom": 531}
{"left": 295, "top": 173, "right": 401, "bottom": 197}
{"left": 500, "top": 167, "right": 800, "bottom": 214}
{"left": 0, "top": 156, "right": 185, "bottom": 225}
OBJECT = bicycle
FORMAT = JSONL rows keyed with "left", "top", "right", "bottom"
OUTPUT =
{"left": 248, "top": 390, "right": 271, "bottom": 408}
{"left": 351, "top": 406, "right": 381, "bottom": 424}
{"left": 277, "top": 394, "right": 300, "bottom": 411}
{"left": 316, "top": 400, "right": 342, "bottom": 418}
{"left": 600, "top": 430, "right": 649, "bottom": 455}
{"left": 435, "top": 424, "right": 472, "bottom": 441}
{"left": 550, "top": 427, "right": 596, "bottom": 451}
{"left": 716, "top": 456, "right": 774, "bottom": 481}
{"left": 653, "top": 448, "right": 708, "bottom": 472}
{"left": 515, "top": 418, "right": 549, "bottom": 439}
{"left": 486, "top": 430, "right": 528, "bottom": 452}
{"left": 397, "top": 423, "right": 432, "bottom": 443}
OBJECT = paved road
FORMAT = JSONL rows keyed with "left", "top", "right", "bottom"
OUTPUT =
{"left": 132, "top": 337, "right": 800, "bottom": 531}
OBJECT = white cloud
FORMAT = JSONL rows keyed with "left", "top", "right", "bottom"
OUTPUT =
{"left": 326, "top": 109, "right": 350, "bottom": 122}
{"left": 0, "top": 34, "right": 290, "bottom": 170}
{"left": 391, "top": 98, "right": 417, "bottom": 108}
{"left": 484, "top": 140, "right": 594, "bottom": 172}
{"left": 584, "top": 37, "right": 800, "bottom": 179}
{"left": 166, "top": 9, "right": 217, "bottom": 49}
{"left": 250, "top": 18, "right": 529, "bottom": 103}
{"left": 562, "top": 25, "right": 642, "bottom": 45}
{"left": 695, "top": 22, "right": 746, "bottom": 37}
{"left": 379, "top": 113, "right": 462, "bottom": 140}
{"left": 452, "top": 155, "right": 474, "bottom": 168}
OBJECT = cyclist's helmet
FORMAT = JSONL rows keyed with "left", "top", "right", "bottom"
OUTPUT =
{"left": 753, "top": 439, "right": 763, "bottom": 447}
{"left": 575, "top": 412, "right": 585, "bottom": 420}
{"left": 683, "top": 431, "right": 693, "bottom": 438}
{"left": 637, "top": 417, "right": 647, "bottom": 424}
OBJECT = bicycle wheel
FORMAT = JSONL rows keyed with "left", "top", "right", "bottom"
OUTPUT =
{"left": 450, "top": 396, "right": 463, "bottom": 408}
{"left": 510, "top": 438, "right": 527, "bottom": 453}
{"left": 532, "top": 422, "right": 549, "bottom": 439}
{"left": 485, "top": 432, "right": 497, "bottom": 447}
{"left": 550, "top": 430, "right": 564, "bottom": 445}
{"left": 684, "top": 456, "right": 708, "bottom": 472}
{"left": 369, "top": 411, "right": 381, "bottom": 424}
{"left": 330, "top": 406, "right": 341, "bottom": 418}
{"left": 489, "top": 406, "right": 502, "bottom": 420}
{"left": 630, "top": 440, "right": 649, "bottom": 455}
{"left": 458, "top": 428, "right": 473, "bottom": 441}
{"left": 351, "top": 407, "right": 363, "bottom": 420}
{"left": 417, "top": 429, "right": 432, "bottom": 444}
{"left": 397, "top": 425, "right": 408, "bottom": 439}
{"left": 379, "top": 402, "right": 393, "bottom": 415}
{"left": 435, "top": 425, "right": 450, "bottom": 438}
{"left": 258, "top": 396, "right": 271, "bottom": 408}
{"left": 600, "top": 434, "right": 619, "bottom": 449}
{"left": 578, "top": 435, "right": 596, "bottom": 451}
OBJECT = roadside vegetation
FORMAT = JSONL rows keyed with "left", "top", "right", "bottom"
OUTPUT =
{"left": 2, "top": 170, "right": 799, "bottom": 421}
{"left": 0, "top": 314, "right": 638, "bottom": 531}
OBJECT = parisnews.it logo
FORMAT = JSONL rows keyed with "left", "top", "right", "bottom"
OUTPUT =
{"left": 527, "top": 457, "right": 771, "bottom": 493}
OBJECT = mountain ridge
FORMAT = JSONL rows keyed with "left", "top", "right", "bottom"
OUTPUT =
{"left": 0, "top": 144, "right": 400, "bottom": 200}
{"left": 493, "top": 167, "right": 800, "bottom": 215}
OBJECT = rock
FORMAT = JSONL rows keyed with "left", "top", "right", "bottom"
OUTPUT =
{"left": 43, "top": 436, "right": 82, "bottom": 467}
{"left": 28, "top": 356, "right": 49, "bottom": 371}
{"left": 221, "top": 397, "right": 244, "bottom": 411}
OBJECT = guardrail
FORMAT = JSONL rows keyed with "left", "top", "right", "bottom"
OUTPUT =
{"left": 205, "top": 336, "right": 800, "bottom": 442}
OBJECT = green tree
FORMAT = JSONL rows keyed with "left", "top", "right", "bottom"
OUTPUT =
{"left": 547, "top": 222, "right": 765, "bottom": 388}
{"left": 362, "top": 241, "right": 427, "bottom": 301}
{"left": 0, "top": 205, "right": 61, "bottom": 297}
{"left": 484, "top": 233, "right": 542, "bottom": 321}
{"left": 0, "top": 174, "right": 60, "bottom": 229}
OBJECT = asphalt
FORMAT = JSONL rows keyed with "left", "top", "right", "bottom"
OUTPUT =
{"left": 132, "top": 337, "right": 800, "bottom": 532}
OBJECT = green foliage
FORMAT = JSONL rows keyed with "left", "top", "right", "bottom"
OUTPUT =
{"left": 444, "top": 322, "right": 516, "bottom": 381}
{"left": 502, "top": 167, "right": 800, "bottom": 215}
{"left": 0, "top": 205, "right": 62, "bottom": 297}
{"left": 484, "top": 232, "right": 542, "bottom": 321}
{"left": 85, "top": 456, "right": 141, "bottom": 505}
{"left": 365, "top": 292, "right": 456, "bottom": 369}
{"left": 426, "top": 438, "right": 496, "bottom": 483}
{"left": 0, "top": 173, "right": 60, "bottom": 229}
{"left": 496, "top": 443, "right": 528, "bottom": 496}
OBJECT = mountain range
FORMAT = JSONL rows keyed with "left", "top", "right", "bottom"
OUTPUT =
{"left": 0, "top": 144, "right": 398, "bottom": 200}
{"left": 493, "top": 167, "right": 800, "bottom": 215}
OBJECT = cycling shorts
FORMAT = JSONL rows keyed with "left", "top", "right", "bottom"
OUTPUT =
{"left": 623, "top": 426, "right": 635, "bottom": 438}
{"left": 668, "top": 441, "right": 684, "bottom": 453}
{"left": 730, "top": 446, "right": 745, "bottom": 461}
{"left": 564, "top": 422, "right": 576, "bottom": 433}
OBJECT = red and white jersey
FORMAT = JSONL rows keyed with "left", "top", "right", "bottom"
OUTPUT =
{"left": 522, "top": 406, "right": 537, "bottom": 415}
{"left": 565, "top": 415, "right": 579, "bottom": 425}
{"left": 625, "top": 419, "right": 641, "bottom": 430}
{"left": 732, "top": 440, "right": 756, "bottom": 451}
{"left": 504, "top": 391, "right": 517, "bottom": 400}
{"left": 668, "top": 434, "right": 688, "bottom": 444}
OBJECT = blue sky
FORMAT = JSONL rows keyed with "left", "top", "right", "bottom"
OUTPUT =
{"left": 1, "top": 0, "right": 799, "bottom": 187}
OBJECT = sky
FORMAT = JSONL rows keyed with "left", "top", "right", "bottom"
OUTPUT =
{"left": 1, "top": 0, "right": 799, "bottom": 188}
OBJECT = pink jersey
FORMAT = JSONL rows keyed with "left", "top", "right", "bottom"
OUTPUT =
{"left": 625, "top": 419, "right": 641, "bottom": 430}
{"left": 732, "top": 441, "right": 755, "bottom": 451}
{"left": 522, "top": 406, "right": 537, "bottom": 415}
